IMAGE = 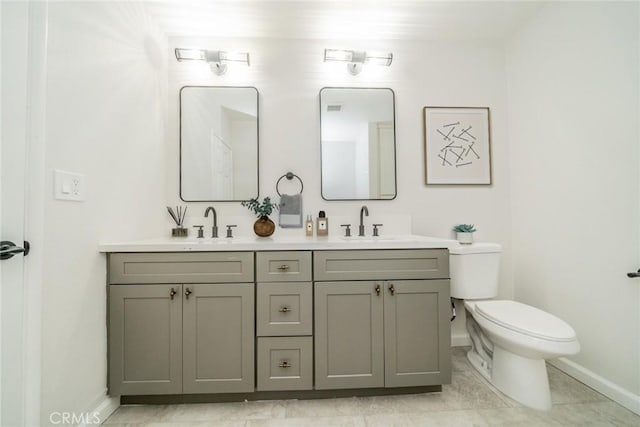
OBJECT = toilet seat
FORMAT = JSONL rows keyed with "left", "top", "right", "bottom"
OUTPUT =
{"left": 473, "top": 300, "right": 576, "bottom": 343}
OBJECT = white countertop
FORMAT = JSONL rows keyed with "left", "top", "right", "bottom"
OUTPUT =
{"left": 98, "top": 234, "right": 458, "bottom": 253}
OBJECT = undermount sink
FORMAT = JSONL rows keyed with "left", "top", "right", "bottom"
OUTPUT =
{"left": 338, "top": 235, "right": 411, "bottom": 243}
{"left": 187, "top": 237, "right": 255, "bottom": 245}
{"left": 344, "top": 238, "right": 397, "bottom": 242}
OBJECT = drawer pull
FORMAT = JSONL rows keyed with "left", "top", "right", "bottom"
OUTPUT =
{"left": 279, "top": 306, "right": 291, "bottom": 313}
{"left": 279, "top": 361, "right": 291, "bottom": 368}
{"left": 185, "top": 287, "right": 193, "bottom": 299}
{"left": 277, "top": 264, "right": 290, "bottom": 271}
{"left": 169, "top": 288, "right": 177, "bottom": 300}
{"left": 389, "top": 284, "right": 395, "bottom": 296}
{"left": 375, "top": 284, "right": 381, "bottom": 296}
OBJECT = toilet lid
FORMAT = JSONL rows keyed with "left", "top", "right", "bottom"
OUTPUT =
{"left": 474, "top": 300, "right": 577, "bottom": 342}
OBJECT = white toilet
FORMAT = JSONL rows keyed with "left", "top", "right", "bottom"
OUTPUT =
{"left": 450, "top": 243, "right": 580, "bottom": 411}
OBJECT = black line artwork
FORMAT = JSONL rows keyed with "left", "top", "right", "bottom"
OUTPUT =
{"left": 434, "top": 118, "right": 482, "bottom": 170}
{"left": 427, "top": 108, "right": 491, "bottom": 184}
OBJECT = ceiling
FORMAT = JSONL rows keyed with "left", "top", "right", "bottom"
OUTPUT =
{"left": 145, "top": 1, "right": 545, "bottom": 42}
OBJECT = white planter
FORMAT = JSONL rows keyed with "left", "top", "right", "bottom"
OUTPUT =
{"left": 457, "top": 232, "right": 474, "bottom": 244}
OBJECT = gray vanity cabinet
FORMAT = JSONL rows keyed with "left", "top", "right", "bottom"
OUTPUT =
{"left": 108, "top": 252, "right": 255, "bottom": 396}
{"left": 314, "top": 249, "right": 451, "bottom": 390}
{"left": 107, "top": 248, "right": 451, "bottom": 398}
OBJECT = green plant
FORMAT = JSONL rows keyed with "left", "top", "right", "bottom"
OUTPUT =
{"left": 241, "top": 197, "right": 278, "bottom": 218}
{"left": 453, "top": 224, "right": 476, "bottom": 233}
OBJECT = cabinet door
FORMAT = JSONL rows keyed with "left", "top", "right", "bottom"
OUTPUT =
{"left": 109, "top": 284, "right": 183, "bottom": 395}
{"left": 315, "top": 281, "right": 384, "bottom": 389}
{"left": 384, "top": 280, "right": 451, "bottom": 387}
{"left": 183, "top": 283, "right": 254, "bottom": 393}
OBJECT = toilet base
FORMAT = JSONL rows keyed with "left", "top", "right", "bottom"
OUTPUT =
{"left": 490, "top": 346, "right": 552, "bottom": 411}
{"left": 466, "top": 349, "right": 491, "bottom": 381}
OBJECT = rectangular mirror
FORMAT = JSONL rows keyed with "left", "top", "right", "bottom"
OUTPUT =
{"left": 180, "top": 86, "right": 259, "bottom": 201}
{"left": 320, "top": 87, "right": 397, "bottom": 200}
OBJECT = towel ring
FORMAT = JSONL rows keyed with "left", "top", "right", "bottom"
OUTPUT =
{"left": 276, "top": 172, "right": 304, "bottom": 196}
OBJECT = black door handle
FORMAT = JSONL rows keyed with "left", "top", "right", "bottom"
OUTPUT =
{"left": 0, "top": 240, "right": 30, "bottom": 260}
{"left": 627, "top": 269, "right": 640, "bottom": 278}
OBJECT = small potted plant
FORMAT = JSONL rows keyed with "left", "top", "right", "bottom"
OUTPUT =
{"left": 453, "top": 224, "right": 476, "bottom": 244}
{"left": 241, "top": 197, "right": 279, "bottom": 237}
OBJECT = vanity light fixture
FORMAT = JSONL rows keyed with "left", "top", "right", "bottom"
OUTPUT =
{"left": 175, "top": 48, "right": 250, "bottom": 75}
{"left": 323, "top": 48, "right": 393, "bottom": 75}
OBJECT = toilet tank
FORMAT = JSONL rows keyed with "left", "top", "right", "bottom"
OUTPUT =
{"left": 449, "top": 243, "right": 502, "bottom": 299}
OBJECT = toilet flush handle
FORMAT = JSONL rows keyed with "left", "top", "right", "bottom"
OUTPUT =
{"left": 627, "top": 269, "right": 640, "bottom": 278}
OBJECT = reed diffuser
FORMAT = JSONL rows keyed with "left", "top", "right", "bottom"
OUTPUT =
{"left": 167, "top": 206, "right": 188, "bottom": 237}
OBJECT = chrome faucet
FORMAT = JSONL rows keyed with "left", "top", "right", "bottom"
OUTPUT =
{"left": 358, "top": 205, "right": 369, "bottom": 237}
{"left": 204, "top": 206, "right": 218, "bottom": 238}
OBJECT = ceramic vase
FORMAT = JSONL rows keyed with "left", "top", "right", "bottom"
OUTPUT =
{"left": 254, "top": 216, "right": 275, "bottom": 237}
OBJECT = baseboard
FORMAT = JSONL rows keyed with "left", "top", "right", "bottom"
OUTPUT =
{"left": 550, "top": 358, "right": 640, "bottom": 415}
{"left": 78, "top": 393, "right": 119, "bottom": 427}
{"left": 451, "top": 332, "right": 471, "bottom": 347}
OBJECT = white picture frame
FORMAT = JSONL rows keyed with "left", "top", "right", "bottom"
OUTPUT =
{"left": 423, "top": 107, "right": 492, "bottom": 185}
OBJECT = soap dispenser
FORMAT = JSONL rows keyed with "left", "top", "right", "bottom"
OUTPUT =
{"left": 305, "top": 215, "right": 314, "bottom": 236}
{"left": 317, "top": 211, "right": 328, "bottom": 236}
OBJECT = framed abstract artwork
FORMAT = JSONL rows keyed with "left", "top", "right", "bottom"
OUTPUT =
{"left": 423, "top": 107, "right": 492, "bottom": 185}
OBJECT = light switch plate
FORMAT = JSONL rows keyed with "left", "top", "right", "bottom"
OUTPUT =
{"left": 54, "top": 169, "right": 85, "bottom": 201}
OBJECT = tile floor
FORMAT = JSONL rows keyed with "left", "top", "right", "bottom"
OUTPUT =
{"left": 103, "top": 347, "right": 639, "bottom": 426}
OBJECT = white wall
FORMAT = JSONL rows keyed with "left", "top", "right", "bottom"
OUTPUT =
{"left": 507, "top": 1, "right": 639, "bottom": 411}
{"left": 40, "top": 2, "right": 167, "bottom": 425}
{"left": 168, "top": 38, "right": 514, "bottom": 340}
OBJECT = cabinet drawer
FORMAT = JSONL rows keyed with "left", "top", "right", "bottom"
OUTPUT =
{"left": 109, "top": 252, "right": 254, "bottom": 284}
{"left": 256, "top": 251, "right": 312, "bottom": 282}
{"left": 257, "top": 282, "right": 312, "bottom": 336}
{"left": 257, "top": 337, "right": 312, "bottom": 391}
{"left": 314, "top": 249, "right": 449, "bottom": 281}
